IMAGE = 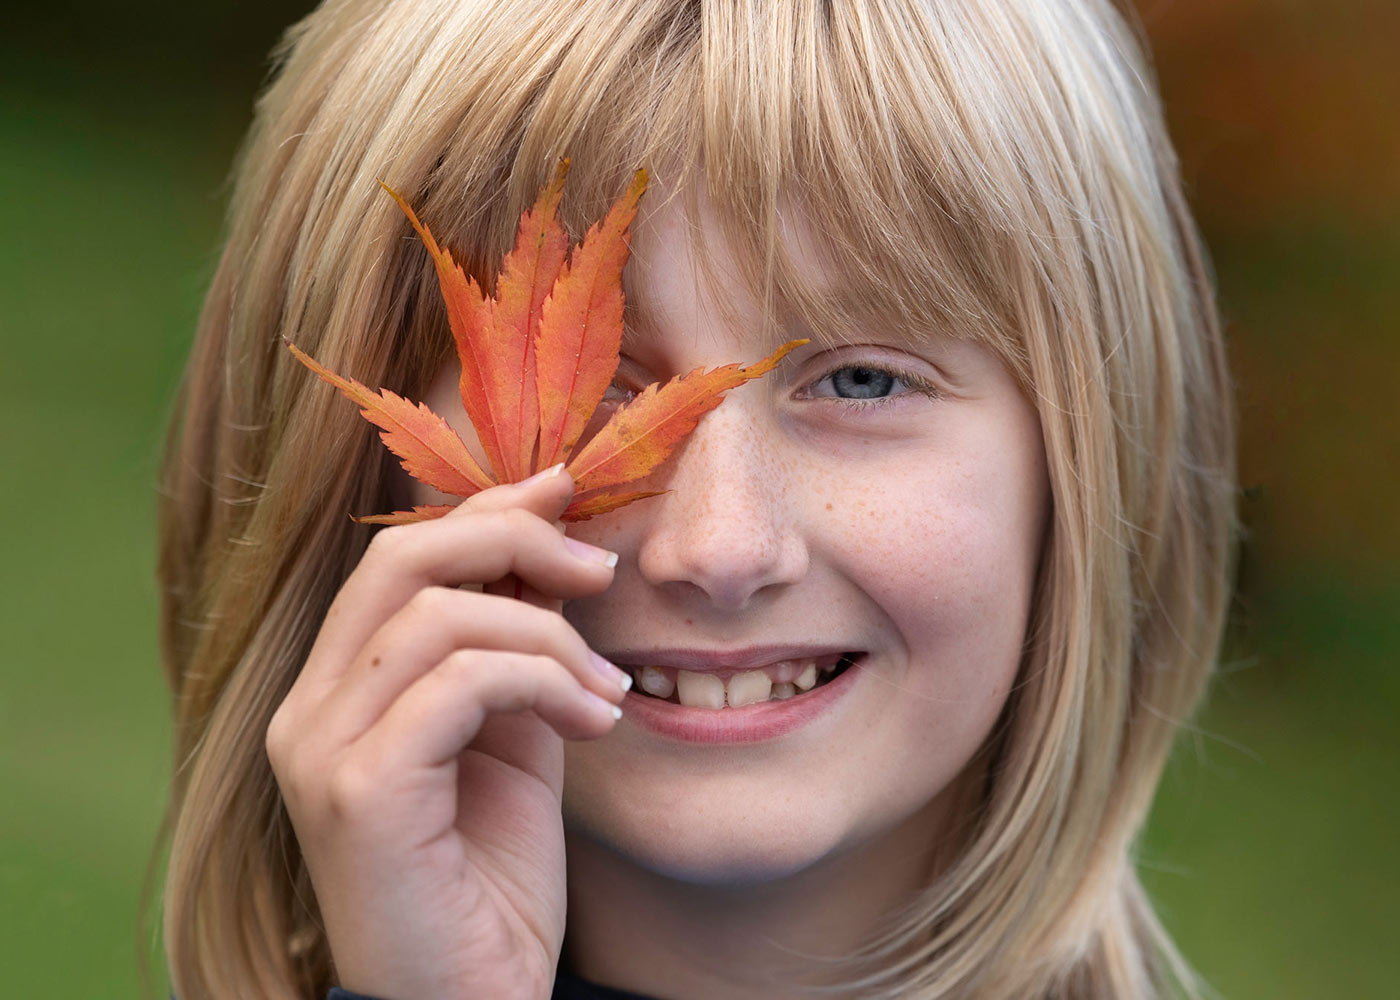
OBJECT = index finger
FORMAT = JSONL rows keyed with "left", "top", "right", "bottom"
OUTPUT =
{"left": 303, "top": 465, "right": 611, "bottom": 681}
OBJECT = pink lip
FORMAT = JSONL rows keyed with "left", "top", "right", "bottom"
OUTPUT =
{"left": 612, "top": 650, "right": 865, "bottom": 745}
{"left": 605, "top": 644, "right": 851, "bottom": 675}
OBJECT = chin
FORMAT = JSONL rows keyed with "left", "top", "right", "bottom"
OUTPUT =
{"left": 561, "top": 770, "right": 853, "bottom": 888}
{"left": 566, "top": 822, "right": 845, "bottom": 889}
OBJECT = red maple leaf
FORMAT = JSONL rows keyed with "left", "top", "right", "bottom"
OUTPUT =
{"left": 289, "top": 161, "right": 804, "bottom": 523}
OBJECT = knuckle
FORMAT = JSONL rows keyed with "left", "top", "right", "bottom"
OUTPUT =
{"left": 364, "top": 524, "right": 409, "bottom": 563}
{"left": 265, "top": 728, "right": 313, "bottom": 803}
{"left": 457, "top": 483, "right": 503, "bottom": 513}
{"left": 437, "top": 648, "right": 495, "bottom": 692}
{"left": 325, "top": 760, "right": 380, "bottom": 821}
{"left": 406, "top": 584, "right": 457, "bottom": 620}
{"left": 276, "top": 756, "right": 315, "bottom": 807}
{"left": 437, "top": 647, "right": 479, "bottom": 680}
{"left": 264, "top": 706, "right": 295, "bottom": 771}
{"left": 440, "top": 649, "right": 535, "bottom": 714}
{"left": 520, "top": 604, "right": 584, "bottom": 653}
{"left": 496, "top": 506, "right": 542, "bottom": 535}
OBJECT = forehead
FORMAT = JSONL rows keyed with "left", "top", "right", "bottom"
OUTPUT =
{"left": 619, "top": 176, "right": 977, "bottom": 358}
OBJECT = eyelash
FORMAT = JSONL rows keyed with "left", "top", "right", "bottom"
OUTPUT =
{"left": 805, "top": 362, "right": 941, "bottom": 412}
{"left": 603, "top": 361, "right": 940, "bottom": 412}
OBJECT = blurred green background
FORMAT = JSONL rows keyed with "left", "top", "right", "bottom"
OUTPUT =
{"left": 1, "top": 1, "right": 1395, "bottom": 997}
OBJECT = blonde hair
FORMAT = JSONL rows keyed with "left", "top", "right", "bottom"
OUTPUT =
{"left": 158, "top": 1, "right": 1235, "bottom": 997}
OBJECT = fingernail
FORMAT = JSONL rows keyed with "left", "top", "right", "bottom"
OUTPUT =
{"left": 584, "top": 689, "right": 624, "bottom": 721}
{"left": 592, "top": 652, "right": 632, "bottom": 693}
{"left": 518, "top": 463, "right": 566, "bottom": 487}
{"left": 565, "top": 536, "right": 619, "bottom": 568}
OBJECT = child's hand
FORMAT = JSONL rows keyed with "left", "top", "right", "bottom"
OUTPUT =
{"left": 265, "top": 465, "right": 626, "bottom": 1000}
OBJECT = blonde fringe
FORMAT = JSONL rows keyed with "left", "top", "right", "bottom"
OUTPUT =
{"left": 158, "top": 1, "right": 1234, "bottom": 997}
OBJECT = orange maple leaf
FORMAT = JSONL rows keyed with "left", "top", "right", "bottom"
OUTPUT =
{"left": 288, "top": 162, "right": 805, "bottom": 523}
{"left": 565, "top": 345, "right": 802, "bottom": 497}
{"left": 285, "top": 342, "right": 495, "bottom": 497}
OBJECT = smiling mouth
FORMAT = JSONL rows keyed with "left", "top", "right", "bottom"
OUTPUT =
{"left": 618, "top": 653, "right": 862, "bottom": 709}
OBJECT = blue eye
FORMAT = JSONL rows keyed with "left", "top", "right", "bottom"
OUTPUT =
{"left": 809, "top": 364, "right": 932, "bottom": 405}
{"left": 826, "top": 366, "right": 897, "bottom": 399}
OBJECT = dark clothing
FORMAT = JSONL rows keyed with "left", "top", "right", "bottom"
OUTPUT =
{"left": 551, "top": 974, "right": 656, "bottom": 1000}
{"left": 328, "top": 971, "right": 656, "bottom": 1000}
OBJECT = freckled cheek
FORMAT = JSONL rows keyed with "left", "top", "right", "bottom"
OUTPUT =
{"left": 826, "top": 497, "right": 1033, "bottom": 668}
{"left": 824, "top": 495, "right": 969, "bottom": 604}
{"left": 831, "top": 510, "right": 1027, "bottom": 788}
{"left": 569, "top": 515, "right": 631, "bottom": 552}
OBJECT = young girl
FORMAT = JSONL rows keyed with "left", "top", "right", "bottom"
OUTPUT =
{"left": 157, "top": 1, "right": 1235, "bottom": 997}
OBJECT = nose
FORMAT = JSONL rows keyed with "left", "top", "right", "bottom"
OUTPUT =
{"left": 634, "top": 397, "right": 809, "bottom": 611}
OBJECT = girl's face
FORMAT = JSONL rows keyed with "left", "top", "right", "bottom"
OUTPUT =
{"left": 418, "top": 186, "right": 1049, "bottom": 886}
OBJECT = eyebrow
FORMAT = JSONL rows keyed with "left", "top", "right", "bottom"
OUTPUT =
{"left": 619, "top": 240, "right": 970, "bottom": 363}
{"left": 619, "top": 274, "right": 800, "bottom": 356}
{"left": 621, "top": 307, "right": 818, "bottom": 362}
{"left": 620, "top": 271, "right": 902, "bottom": 355}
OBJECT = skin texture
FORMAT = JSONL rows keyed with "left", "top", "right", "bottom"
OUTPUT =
{"left": 265, "top": 470, "right": 630, "bottom": 1000}
{"left": 270, "top": 185, "right": 1049, "bottom": 1000}
{"left": 554, "top": 194, "right": 1051, "bottom": 997}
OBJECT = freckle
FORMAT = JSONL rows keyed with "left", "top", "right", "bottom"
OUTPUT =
{"left": 370, "top": 656, "right": 381, "bottom": 668}
{"left": 825, "top": 502, "right": 833, "bottom": 511}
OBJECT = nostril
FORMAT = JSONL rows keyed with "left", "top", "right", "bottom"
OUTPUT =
{"left": 636, "top": 511, "right": 807, "bottom": 610}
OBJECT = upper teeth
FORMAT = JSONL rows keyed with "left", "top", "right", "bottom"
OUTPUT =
{"left": 638, "top": 665, "right": 675, "bottom": 699}
{"left": 726, "top": 669, "right": 773, "bottom": 707}
{"left": 675, "top": 670, "right": 725, "bottom": 709}
{"left": 632, "top": 658, "right": 831, "bottom": 709}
